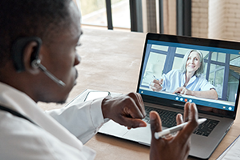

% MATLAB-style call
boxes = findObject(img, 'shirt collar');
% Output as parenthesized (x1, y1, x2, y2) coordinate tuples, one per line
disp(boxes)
(0, 82, 38, 116)
(182, 72, 197, 87)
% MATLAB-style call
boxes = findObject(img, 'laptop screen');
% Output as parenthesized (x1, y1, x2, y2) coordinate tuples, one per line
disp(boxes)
(137, 33, 240, 118)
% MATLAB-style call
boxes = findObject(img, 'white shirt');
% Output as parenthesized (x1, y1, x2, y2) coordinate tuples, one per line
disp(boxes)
(161, 69, 216, 93)
(0, 82, 105, 160)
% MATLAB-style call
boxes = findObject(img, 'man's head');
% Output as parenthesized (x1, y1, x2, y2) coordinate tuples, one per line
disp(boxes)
(0, 0, 82, 103)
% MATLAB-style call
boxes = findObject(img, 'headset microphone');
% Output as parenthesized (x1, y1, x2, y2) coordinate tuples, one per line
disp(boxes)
(32, 59, 66, 87)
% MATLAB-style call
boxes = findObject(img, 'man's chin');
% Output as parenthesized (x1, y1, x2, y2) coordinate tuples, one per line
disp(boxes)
(40, 99, 67, 105)
(56, 94, 70, 104)
(39, 81, 75, 105)
(40, 94, 69, 104)
(55, 100, 67, 105)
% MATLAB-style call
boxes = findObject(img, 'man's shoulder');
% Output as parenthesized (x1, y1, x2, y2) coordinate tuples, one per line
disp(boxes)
(0, 112, 81, 160)
(0, 111, 43, 137)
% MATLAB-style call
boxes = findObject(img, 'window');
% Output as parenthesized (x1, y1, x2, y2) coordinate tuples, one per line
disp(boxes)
(78, 0, 130, 29)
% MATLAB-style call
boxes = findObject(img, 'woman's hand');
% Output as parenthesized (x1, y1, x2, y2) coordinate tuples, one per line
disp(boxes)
(173, 87, 193, 95)
(174, 87, 218, 100)
(150, 79, 163, 92)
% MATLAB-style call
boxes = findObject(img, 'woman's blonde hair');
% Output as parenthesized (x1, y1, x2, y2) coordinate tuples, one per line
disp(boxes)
(180, 50, 205, 77)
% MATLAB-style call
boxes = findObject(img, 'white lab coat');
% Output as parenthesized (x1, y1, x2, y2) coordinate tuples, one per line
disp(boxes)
(0, 82, 106, 160)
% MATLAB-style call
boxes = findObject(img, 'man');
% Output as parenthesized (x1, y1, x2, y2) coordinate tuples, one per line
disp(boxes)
(0, 0, 198, 159)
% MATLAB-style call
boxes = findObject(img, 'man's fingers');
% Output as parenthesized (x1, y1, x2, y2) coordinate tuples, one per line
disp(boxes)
(121, 94, 144, 119)
(121, 117, 147, 129)
(176, 114, 184, 125)
(125, 97, 147, 120)
(190, 103, 198, 122)
(184, 102, 190, 122)
(136, 93, 146, 116)
(127, 93, 146, 117)
(150, 111, 162, 139)
(176, 103, 198, 143)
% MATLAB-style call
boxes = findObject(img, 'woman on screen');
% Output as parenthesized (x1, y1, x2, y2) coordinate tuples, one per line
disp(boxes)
(150, 50, 218, 100)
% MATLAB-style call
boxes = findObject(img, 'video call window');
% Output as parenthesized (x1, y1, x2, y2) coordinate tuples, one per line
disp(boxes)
(141, 43, 240, 103)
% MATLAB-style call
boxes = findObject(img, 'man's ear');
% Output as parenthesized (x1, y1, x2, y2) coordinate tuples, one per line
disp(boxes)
(23, 41, 41, 75)
(11, 37, 42, 73)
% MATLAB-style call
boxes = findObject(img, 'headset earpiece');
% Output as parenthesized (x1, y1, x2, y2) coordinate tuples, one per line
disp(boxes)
(31, 59, 41, 69)
(11, 37, 65, 87)
(11, 37, 42, 72)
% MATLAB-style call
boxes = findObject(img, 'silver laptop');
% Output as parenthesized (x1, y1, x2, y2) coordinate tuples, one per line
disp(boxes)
(98, 33, 240, 159)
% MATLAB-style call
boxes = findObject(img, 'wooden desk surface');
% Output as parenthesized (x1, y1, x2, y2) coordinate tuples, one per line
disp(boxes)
(39, 27, 240, 160)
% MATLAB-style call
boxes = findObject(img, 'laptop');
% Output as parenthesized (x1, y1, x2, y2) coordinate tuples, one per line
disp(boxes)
(98, 33, 240, 159)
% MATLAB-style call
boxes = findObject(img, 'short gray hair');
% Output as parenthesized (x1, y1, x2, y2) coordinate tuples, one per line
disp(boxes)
(180, 50, 205, 77)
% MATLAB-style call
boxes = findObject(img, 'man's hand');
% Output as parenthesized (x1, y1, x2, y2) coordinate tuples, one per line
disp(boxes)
(102, 92, 147, 129)
(150, 102, 198, 160)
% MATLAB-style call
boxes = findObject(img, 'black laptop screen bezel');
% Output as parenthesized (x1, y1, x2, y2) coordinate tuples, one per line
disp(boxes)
(137, 33, 240, 119)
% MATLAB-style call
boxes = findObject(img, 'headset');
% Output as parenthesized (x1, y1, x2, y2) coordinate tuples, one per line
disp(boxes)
(11, 37, 65, 87)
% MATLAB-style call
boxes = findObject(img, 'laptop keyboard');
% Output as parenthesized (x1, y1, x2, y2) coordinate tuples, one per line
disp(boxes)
(144, 105, 219, 137)
(193, 118, 219, 136)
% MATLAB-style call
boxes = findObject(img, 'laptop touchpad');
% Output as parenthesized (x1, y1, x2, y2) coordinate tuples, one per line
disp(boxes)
(122, 124, 151, 145)
(99, 120, 129, 137)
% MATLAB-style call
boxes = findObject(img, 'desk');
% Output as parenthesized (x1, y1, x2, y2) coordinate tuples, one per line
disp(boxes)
(39, 27, 240, 160)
